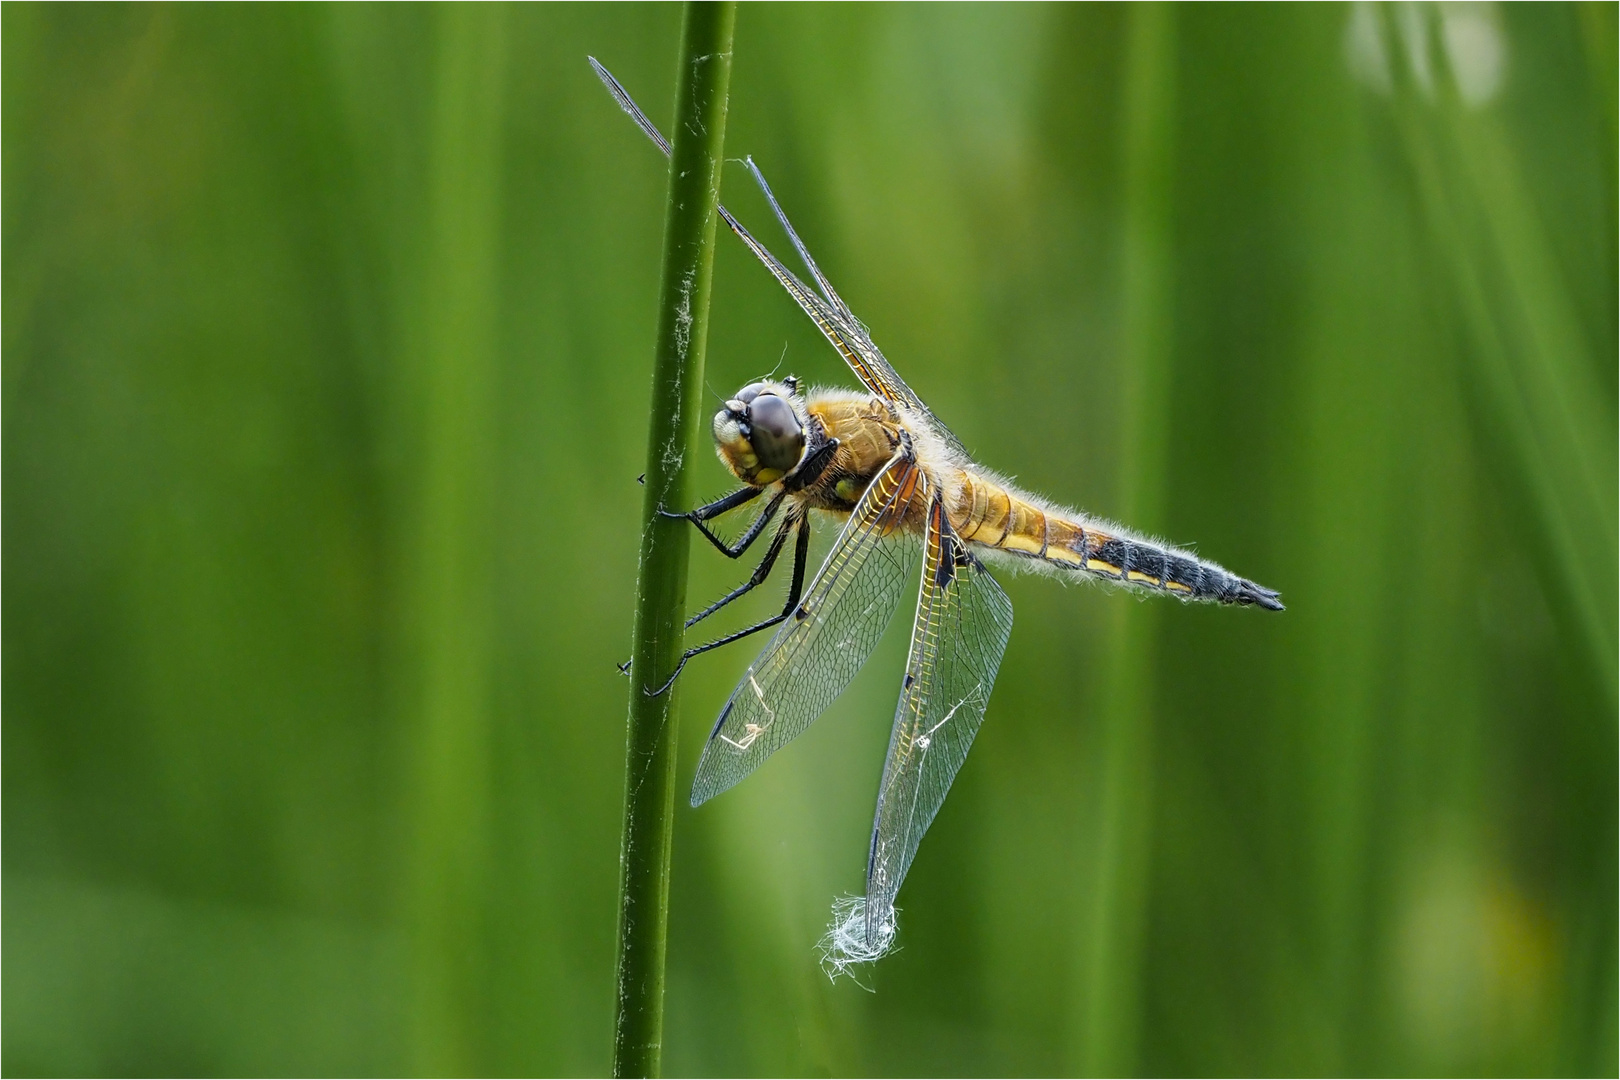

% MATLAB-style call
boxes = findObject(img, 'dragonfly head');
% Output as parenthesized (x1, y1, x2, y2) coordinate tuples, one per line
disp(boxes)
(713, 378, 807, 486)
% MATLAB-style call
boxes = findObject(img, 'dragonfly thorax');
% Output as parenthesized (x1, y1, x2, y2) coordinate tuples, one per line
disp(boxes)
(712, 379, 806, 486)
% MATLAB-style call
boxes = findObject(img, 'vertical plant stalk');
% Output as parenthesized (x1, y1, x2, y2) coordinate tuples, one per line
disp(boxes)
(613, 5, 736, 1078)
(1077, 4, 1175, 1074)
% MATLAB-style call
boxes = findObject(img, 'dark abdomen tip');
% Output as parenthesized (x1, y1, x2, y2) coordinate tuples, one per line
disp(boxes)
(1231, 577, 1285, 610)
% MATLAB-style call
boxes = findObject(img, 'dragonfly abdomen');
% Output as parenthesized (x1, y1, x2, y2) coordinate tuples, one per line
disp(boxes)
(951, 470, 1283, 610)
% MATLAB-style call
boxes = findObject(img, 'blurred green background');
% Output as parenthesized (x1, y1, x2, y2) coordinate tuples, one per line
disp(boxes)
(4, 3, 1615, 1076)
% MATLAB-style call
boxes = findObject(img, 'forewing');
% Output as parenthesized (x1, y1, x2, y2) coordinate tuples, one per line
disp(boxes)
(865, 498, 1014, 932)
(720, 208, 910, 405)
(731, 160, 964, 440)
(728, 161, 968, 456)
(589, 58, 967, 454)
(690, 455, 926, 807)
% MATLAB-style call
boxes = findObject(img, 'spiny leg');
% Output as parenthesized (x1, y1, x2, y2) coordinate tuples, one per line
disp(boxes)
(619, 489, 785, 678)
(647, 513, 812, 697)
(686, 513, 796, 629)
(662, 486, 782, 559)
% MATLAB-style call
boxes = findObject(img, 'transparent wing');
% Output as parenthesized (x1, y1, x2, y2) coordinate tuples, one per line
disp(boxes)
(864, 497, 1014, 937)
(690, 453, 927, 806)
(589, 57, 967, 456)
(731, 157, 967, 455)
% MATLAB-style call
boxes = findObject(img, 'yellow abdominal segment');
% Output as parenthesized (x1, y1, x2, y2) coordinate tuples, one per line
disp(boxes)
(951, 470, 1113, 575)
(945, 467, 1242, 603)
(792, 399, 1242, 605)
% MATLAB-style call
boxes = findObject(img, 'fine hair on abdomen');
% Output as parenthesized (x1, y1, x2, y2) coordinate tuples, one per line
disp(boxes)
(949, 469, 1282, 609)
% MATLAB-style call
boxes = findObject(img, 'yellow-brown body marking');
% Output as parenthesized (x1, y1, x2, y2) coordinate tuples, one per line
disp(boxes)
(799, 393, 906, 513)
(779, 389, 1255, 603)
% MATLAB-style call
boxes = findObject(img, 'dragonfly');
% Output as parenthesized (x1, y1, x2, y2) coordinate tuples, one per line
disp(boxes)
(593, 59, 1283, 976)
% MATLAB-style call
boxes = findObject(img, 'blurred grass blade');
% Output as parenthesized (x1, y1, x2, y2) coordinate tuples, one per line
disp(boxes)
(1075, 4, 1175, 1074)
(612, 5, 736, 1077)
(405, 6, 507, 1074)
(1378, 4, 1618, 706)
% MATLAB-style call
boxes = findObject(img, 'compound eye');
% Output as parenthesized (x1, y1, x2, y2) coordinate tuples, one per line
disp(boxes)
(746, 393, 805, 474)
(735, 382, 767, 404)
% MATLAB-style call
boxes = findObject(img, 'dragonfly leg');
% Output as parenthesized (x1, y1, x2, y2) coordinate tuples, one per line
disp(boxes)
(664, 487, 783, 559)
(686, 514, 796, 629)
(661, 484, 760, 522)
(620, 488, 777, 676)
(646, 515, 812, 697)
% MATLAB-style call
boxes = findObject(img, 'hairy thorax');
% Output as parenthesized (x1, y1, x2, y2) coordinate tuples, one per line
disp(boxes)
(805, 390, 1106, 569)
(801, 392, 907, 515)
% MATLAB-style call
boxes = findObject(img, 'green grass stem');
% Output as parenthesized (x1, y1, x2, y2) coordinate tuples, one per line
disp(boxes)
(611, 5, 736, 1077)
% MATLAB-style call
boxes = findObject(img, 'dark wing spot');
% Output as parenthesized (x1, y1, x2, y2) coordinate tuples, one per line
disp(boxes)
(709, 699, 735, 739)
(935, 538, 964, 589)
